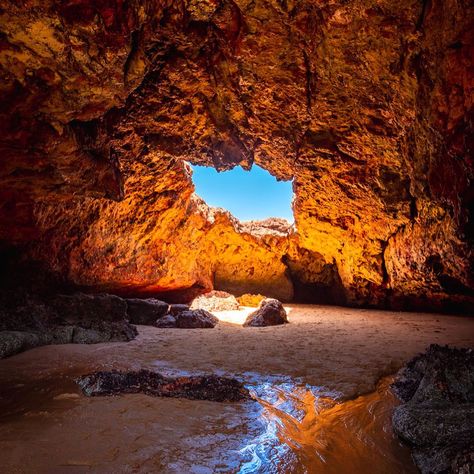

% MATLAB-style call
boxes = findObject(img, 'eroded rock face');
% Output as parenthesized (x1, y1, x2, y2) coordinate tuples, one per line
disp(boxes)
(392, 345, 474, 474)
(0, 0, 472, 312)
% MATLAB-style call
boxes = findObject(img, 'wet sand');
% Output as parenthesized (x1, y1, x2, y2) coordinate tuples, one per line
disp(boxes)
(0, 304, 472, 473)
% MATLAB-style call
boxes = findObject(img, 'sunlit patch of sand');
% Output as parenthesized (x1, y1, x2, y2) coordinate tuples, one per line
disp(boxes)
(212, 306, 293, 325)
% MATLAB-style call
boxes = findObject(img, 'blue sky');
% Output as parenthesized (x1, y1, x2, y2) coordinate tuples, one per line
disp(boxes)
(190, 164, 294, 222)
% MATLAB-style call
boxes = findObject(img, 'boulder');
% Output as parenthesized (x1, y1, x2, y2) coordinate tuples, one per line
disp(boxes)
(391, 345, 474, 474)
(126, 298, 169, 325)
(52, 293, 128, 323)
(190, 290, 239, 312)
(0, 292, 137, 358)
(77, 369, 250, 402)
(155, 314, 177, 328)
(168, 304, 190, 316)
(175, 309, 219, 328)
(243, 298, 288, 327)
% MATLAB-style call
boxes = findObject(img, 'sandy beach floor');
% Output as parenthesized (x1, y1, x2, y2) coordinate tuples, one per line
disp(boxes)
(0, 304, 472, 473)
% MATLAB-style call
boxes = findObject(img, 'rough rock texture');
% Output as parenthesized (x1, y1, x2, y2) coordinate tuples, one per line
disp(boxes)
(392, 345, 474, 474)
(237, 293, 266, 307)
(190, 290, 239, 311)
(125, 298, 169, 325)
(155, 314, 178, 328)
(243, 298, 288, 327)
(175, 309, 219, 328)
(77, 370, 250, 402)
(0, 1, 473, 312)
(168, 304, 190, 316)
(0, 293, 137, 358)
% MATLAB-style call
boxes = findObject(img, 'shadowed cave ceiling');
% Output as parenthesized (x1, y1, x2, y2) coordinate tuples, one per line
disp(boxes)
(0, 0, 472, 311)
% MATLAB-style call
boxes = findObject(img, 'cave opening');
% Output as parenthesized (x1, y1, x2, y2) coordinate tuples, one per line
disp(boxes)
(190, 163, 294, 223)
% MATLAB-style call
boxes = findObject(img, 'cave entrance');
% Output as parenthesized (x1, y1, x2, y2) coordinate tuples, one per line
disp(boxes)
(190, 164, 294, 222)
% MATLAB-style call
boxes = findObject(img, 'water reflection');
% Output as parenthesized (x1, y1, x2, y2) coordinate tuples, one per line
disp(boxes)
(0, 367, 416, 473)
(238, 377, 416, 474)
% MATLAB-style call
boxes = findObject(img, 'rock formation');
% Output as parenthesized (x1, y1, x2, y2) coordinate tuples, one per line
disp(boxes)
(190, 290, 240, 311)
(0, 292, 137, 358)
(77, 370, 251, 402)
(243, 298, 289, 327)
(392, 345, 474, 474)
(0, 0, 472, 312)
(125, 297, 169, 325)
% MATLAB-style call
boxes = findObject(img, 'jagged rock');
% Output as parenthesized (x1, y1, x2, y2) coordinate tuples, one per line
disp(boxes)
(243, 298, 288, 327)
(175, 309, 219, 329)
(126, 298, 169, 325)
(0, 0, 473, 312)
(392, 345, 474, 474)
(451, 447, 474, 474)
(190, 291, 239, 312)
(77, 370, 250, 402)
(155, 314, 177, 328)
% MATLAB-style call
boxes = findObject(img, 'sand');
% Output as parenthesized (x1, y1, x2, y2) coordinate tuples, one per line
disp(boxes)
(0, 304, 472, 473)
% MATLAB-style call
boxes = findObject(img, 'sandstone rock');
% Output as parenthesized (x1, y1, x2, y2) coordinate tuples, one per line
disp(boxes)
(155, 315, 177, 328)
(0, 0, 473, 313)
(175, 309, 219, 329)
(77, 370, 250, 402)
(190, 291, 239, 312)
(237, 294, 266, 307)
(392, 345, 474, 474)
(243, 299, 288, 327)
(126, 298, 169, 325)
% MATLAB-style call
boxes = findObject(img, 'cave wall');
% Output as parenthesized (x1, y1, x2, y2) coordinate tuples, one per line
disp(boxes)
(0, 0, 472, 311)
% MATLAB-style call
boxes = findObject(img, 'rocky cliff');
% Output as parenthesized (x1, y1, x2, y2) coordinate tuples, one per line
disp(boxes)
(0, 0, 472, 311)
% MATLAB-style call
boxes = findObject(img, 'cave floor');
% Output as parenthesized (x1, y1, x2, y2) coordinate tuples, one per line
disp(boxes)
(0, 305, 472, 473)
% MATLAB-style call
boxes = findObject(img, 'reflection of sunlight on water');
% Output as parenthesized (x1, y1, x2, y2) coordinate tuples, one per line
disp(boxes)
(236, 377, 416, 474)
(238, 380, 340, 473)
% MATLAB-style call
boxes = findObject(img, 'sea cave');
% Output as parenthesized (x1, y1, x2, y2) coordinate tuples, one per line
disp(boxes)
(0, 1, 473, 473)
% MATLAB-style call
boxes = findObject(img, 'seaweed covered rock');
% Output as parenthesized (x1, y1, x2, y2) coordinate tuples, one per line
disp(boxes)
(391, 345, 474, 474)
(243, 298, 288, 327)
(77, 369, 250, 402)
